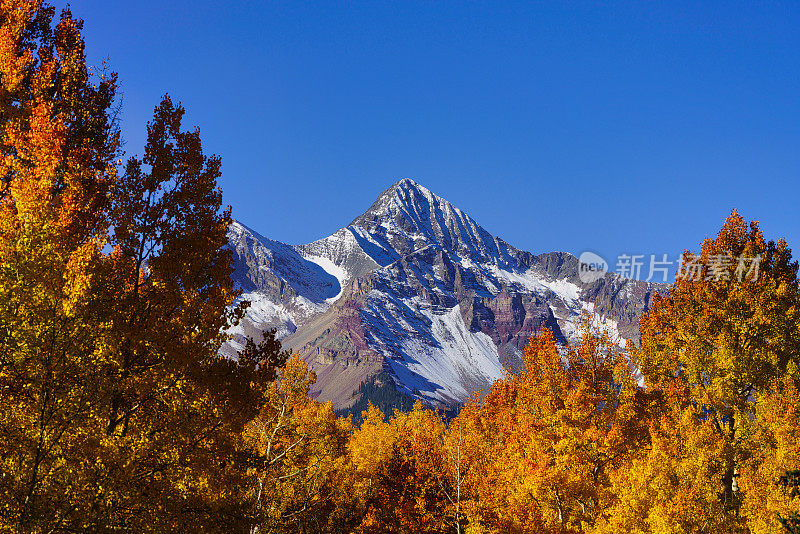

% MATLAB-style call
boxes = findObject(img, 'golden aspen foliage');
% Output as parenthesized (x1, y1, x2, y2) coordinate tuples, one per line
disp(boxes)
(0, 1, 120, 529)
(0, 2, 275, 530)
(461, 323, 652, 534)
(243, 355, 353, 533)
(740, 378, 800, 533)
(349, 403, 398, 481)
(635, 210, 800, 521)
(592, 383, 746, 534)
(351, 401, 456, 534)
(348, 402, 398, 521)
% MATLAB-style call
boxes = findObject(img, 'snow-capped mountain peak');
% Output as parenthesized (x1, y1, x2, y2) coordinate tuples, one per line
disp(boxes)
(350, 178, 508, 267)
(224, 179, 667, 412)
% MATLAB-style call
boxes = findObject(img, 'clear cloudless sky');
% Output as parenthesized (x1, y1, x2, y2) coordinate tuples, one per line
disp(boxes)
(54, 0, 799, 276)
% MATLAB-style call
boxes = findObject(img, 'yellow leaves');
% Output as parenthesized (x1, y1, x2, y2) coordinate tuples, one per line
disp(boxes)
(344, 399, 480, 533)
(350, 404, 396, 476)
(453, 326, 651, 533)
(596, 212, 800, 533)
(600, 409, 712, 532)
(739, 379, 800, 533)
(61, 239, 100, 316)
(638, 210, 799, 403)
(0, 0, 40, 92)
(241, 354, 357, 532)
(0, 3, 255, 529)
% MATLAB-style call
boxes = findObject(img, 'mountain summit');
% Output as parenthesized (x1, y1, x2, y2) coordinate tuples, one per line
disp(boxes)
(225, 180, 664, 412)
(349, 178, 504, 265)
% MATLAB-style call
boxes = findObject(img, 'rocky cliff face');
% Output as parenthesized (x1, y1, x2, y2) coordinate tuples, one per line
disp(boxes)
(224, 179, 667, 411)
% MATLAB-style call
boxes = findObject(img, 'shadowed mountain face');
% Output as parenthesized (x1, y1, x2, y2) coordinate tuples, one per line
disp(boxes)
(224, 179, 667, 411)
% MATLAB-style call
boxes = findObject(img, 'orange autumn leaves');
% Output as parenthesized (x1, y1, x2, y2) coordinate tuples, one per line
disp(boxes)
(0, 2, 122, 528)
(632, 211, 800, 533)
(456, 327, 643, 532)
(0, 2, 264, 530)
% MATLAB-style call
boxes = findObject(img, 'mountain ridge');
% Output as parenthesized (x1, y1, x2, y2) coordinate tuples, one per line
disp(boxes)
(224, 178, 666, 411)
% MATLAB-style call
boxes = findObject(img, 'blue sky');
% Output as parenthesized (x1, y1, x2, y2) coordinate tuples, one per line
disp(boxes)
(57, 1, 798, 276)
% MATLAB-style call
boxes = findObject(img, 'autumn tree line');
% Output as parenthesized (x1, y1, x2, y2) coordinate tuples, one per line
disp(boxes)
(2, 2, 800, 532)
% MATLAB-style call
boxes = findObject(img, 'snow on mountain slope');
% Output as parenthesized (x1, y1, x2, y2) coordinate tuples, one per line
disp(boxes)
(225, 179, 667, 410)
(488, 265, 583, 309)
(225, 221, 348, 348)
(360, 290, 505, 404)
(301, 254, 349, 304)
(228, 221, 340, 303)
(225, 291, 296, 354)
(298, 227, 381, 281)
